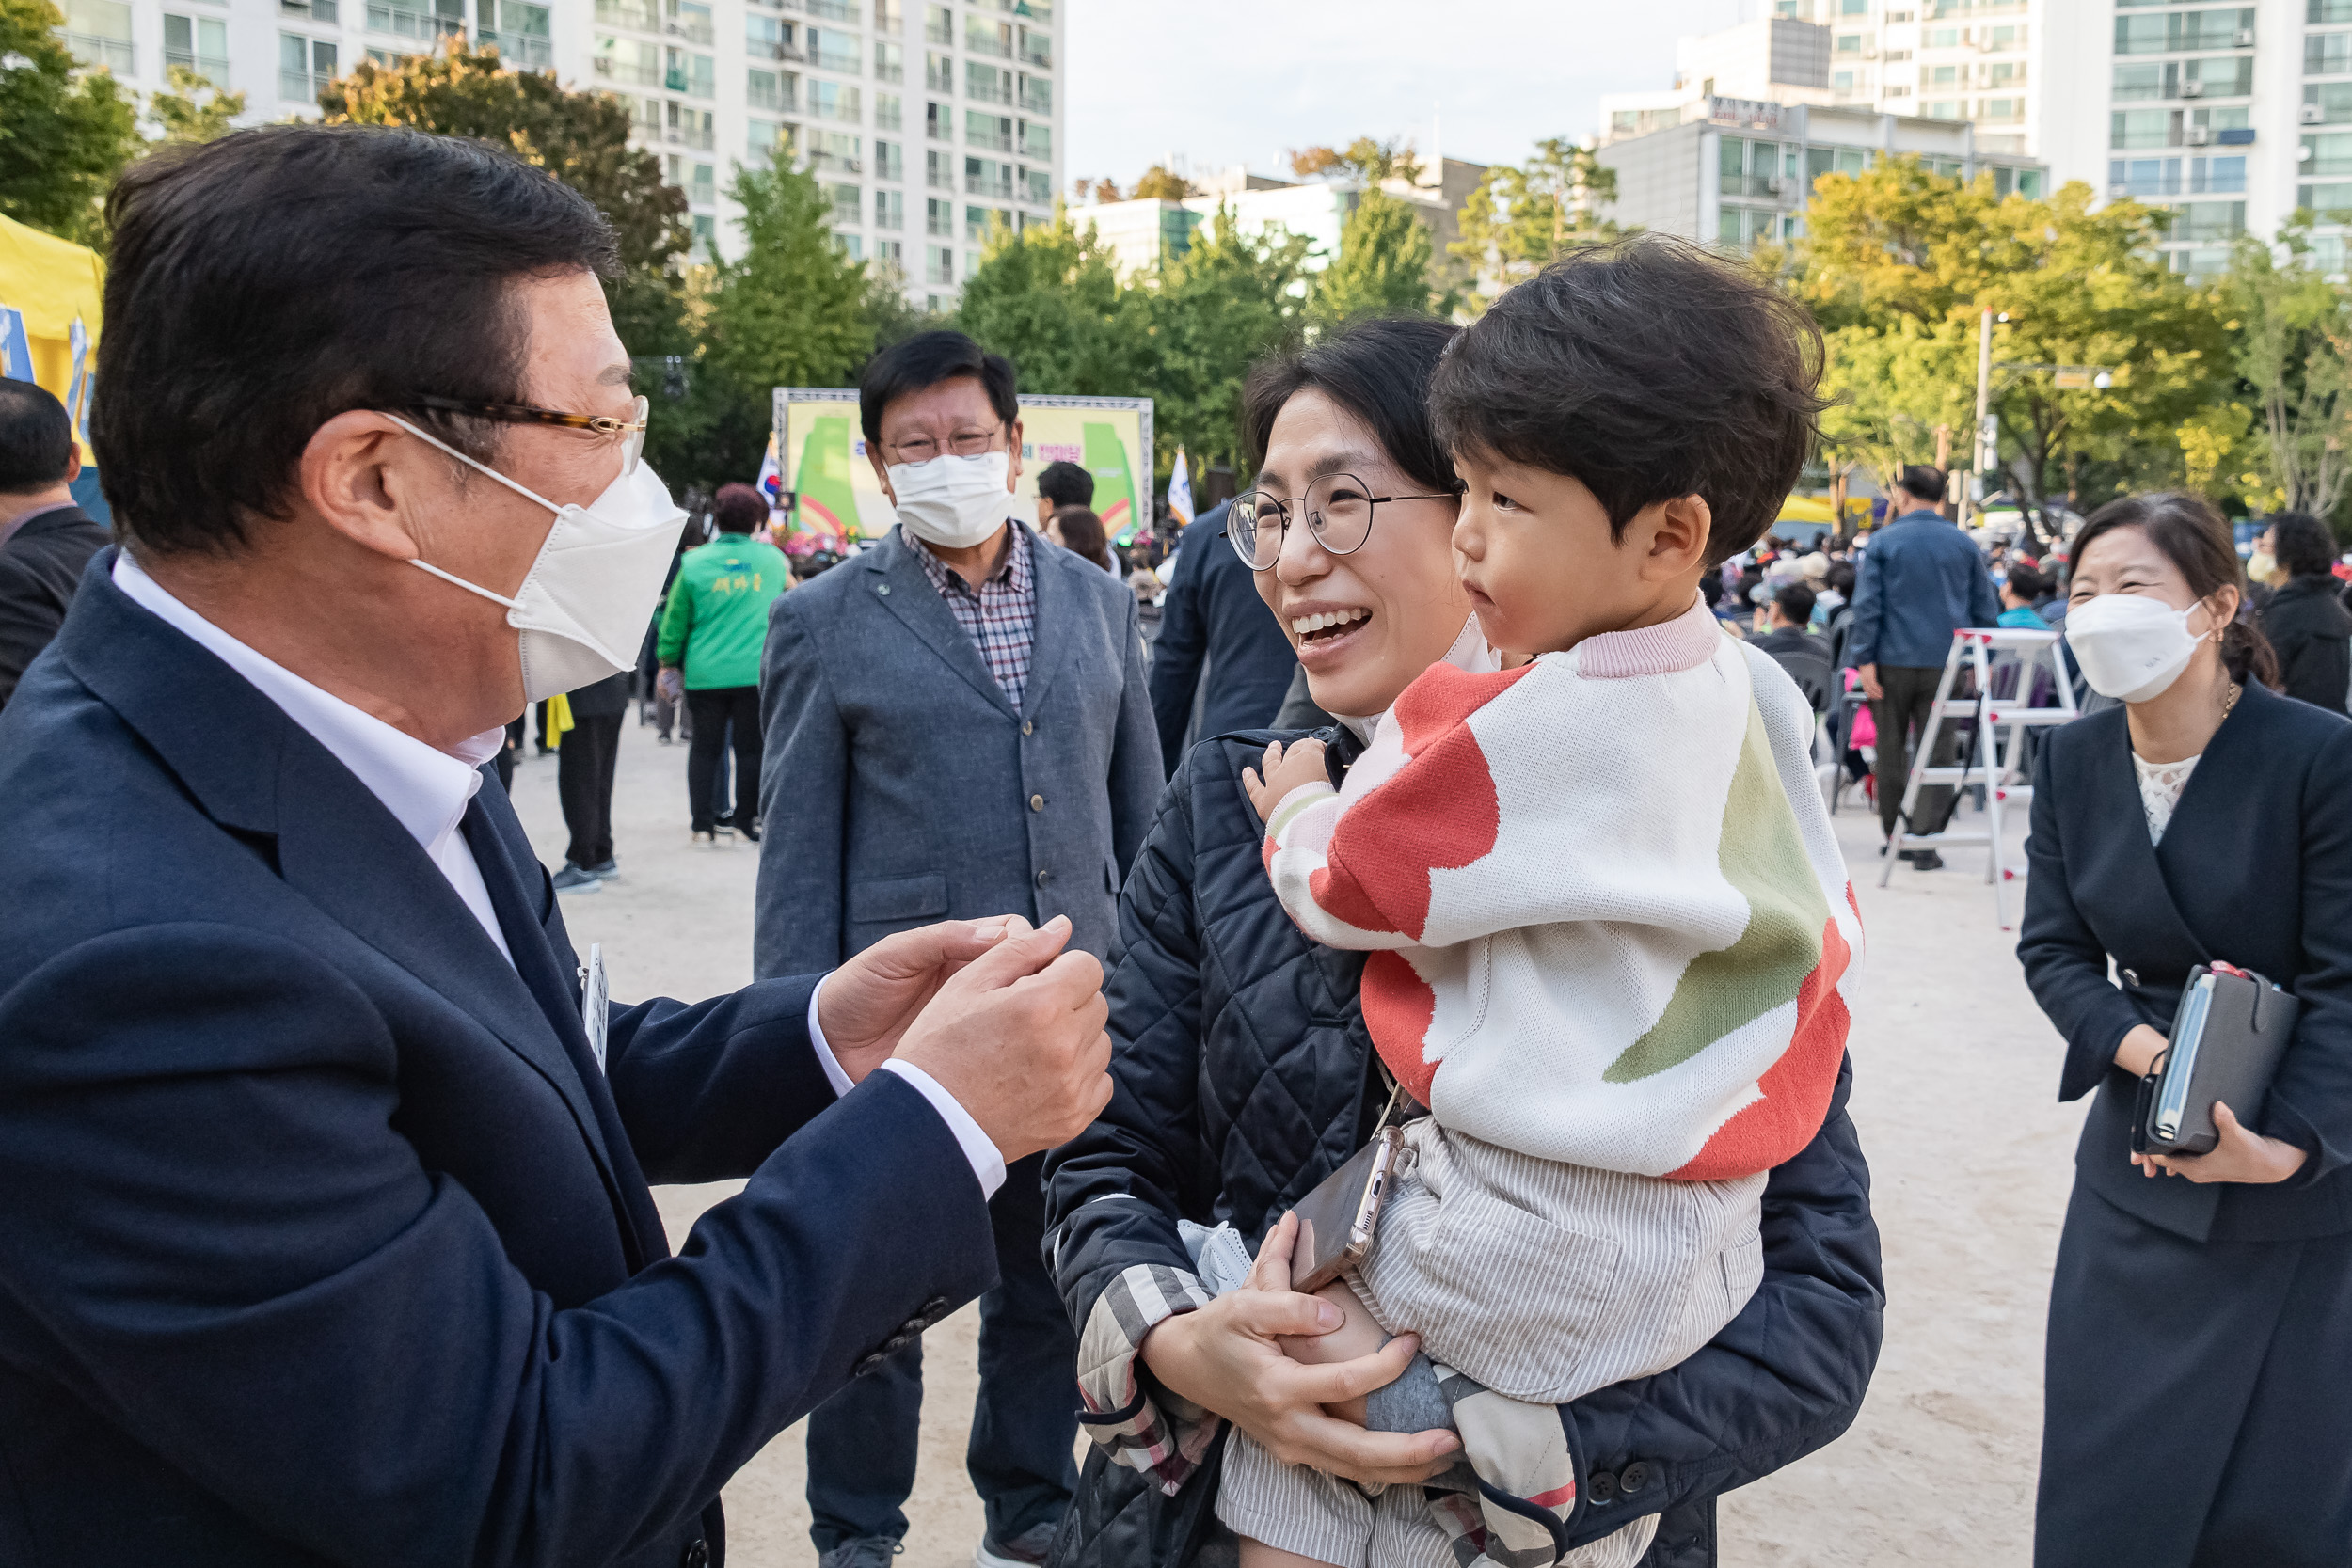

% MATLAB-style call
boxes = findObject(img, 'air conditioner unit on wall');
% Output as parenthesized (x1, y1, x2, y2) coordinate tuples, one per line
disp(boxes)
(2186, 125, 2213, 145)
(2233, 27, 2254, 44)
(2181, 79, 2205, 97)
(2304, 103, 2328, 123)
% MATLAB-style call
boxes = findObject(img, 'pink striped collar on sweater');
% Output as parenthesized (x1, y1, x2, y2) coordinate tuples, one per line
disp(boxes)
(1565, 592, 1720, 679)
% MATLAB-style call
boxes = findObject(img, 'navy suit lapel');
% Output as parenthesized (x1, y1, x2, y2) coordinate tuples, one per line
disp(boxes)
(59, 559, 628, 1202)
(1020, 536, 1078, 720)
(865, 529, 1020, 719)
(2072, 709, 2209, 972)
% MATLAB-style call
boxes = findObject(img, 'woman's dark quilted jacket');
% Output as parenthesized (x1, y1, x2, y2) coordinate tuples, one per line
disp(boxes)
(1041, 729, 1886, 1568)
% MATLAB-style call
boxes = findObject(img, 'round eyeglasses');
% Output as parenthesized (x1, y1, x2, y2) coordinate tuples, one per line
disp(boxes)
(1226, 473, 1457, 571)
(408, 393, 651, 476)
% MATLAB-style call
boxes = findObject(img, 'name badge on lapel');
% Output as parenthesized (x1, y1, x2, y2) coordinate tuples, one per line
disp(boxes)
(580, 943, 610, 1073)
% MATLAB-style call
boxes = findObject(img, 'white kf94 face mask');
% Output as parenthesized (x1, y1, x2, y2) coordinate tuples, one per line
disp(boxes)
(391, 415, 689, 704)
(887, 449, 1014, 549)
(2063, 591, 2210, 704)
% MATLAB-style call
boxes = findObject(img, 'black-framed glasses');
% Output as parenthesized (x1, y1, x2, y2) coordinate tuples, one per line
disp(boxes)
(409, 393, 650, 475)
(883, 424, 1007, 464)
(1227, 473, 1457, 570)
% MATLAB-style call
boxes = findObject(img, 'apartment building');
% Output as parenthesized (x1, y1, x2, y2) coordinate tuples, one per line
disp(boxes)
(53, 0, 1062, 300)
(1597, 95, 2046, 250)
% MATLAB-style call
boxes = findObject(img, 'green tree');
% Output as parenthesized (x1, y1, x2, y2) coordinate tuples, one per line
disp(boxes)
(1288, 135, 1424, 185)
(1449, 136, 1618, 309)
(1132, 205, 1311, 473)
(317, 40, 691, 358)
(1130, 164, 1195, 200)
(2224, 222, 2352, 517)
(1816, 317, 1977, 495)
(956, 211, 1137, 393)
(0, 0, 142, 245)
(702, 161, 872, 399)
(1311, 186, 1446, 323)
(147, 63, 244, 144)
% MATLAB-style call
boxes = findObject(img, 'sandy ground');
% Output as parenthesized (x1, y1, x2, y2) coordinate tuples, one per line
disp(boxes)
(510, 713, 2087, 1568)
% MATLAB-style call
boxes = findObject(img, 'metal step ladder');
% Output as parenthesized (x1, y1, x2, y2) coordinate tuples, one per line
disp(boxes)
(1878, 626, 2080, 928)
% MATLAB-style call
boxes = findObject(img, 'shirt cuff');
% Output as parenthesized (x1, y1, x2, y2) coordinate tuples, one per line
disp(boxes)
(880, 1059, 1008, 1200)
(807, 974, 1007, 1200)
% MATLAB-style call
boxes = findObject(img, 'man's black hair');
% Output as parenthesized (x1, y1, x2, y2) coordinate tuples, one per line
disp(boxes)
(1428, 235, 1825, 567)
(1773, 580, 1818, 627)
(2269, 511, 2339, 578)
(96, 125, 619, 558)
(1826, 559, 1858, 595)
(1037, 459, 1093, 510)
(1896, 465, 1947, 505)
(711, 482, 768, 534)
(859, 329, 1019, 446)
(2003, 561, 2047, 601)
(0, 381, 74, 495)
(1242, 317, 1462, 499)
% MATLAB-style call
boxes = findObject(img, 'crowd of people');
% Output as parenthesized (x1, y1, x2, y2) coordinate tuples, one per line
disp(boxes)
(2, 120, 2351, 1568)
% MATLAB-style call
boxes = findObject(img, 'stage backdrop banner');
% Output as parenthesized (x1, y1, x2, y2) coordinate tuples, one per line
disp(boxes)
(773, 388, 1154, 548)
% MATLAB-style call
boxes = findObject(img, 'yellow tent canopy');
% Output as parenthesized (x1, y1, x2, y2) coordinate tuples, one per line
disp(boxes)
(0, 212, 104, 410)
(1775, 495, 1837, 524)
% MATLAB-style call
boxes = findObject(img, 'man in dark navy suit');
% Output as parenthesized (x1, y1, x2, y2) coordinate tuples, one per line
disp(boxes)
(0, 125, 1112, 1568)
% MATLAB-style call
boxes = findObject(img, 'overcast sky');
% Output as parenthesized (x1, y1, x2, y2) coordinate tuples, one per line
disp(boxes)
(1063, 0, 1752, 190)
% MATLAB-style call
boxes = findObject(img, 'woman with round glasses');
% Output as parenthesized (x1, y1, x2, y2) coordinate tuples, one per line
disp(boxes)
(1041, 317, 1883, 1567)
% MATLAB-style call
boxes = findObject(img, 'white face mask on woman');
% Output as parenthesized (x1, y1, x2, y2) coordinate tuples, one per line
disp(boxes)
(391, 415, 689, 704)
(888, 450, 1014, 549)
(2064, 592, 2209, 704)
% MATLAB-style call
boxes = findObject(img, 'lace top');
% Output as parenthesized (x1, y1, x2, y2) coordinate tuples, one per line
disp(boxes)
(2133, 752, 2200, 845)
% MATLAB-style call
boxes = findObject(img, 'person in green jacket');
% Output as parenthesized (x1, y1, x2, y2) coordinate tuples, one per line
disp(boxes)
(657, 483, 790, 844)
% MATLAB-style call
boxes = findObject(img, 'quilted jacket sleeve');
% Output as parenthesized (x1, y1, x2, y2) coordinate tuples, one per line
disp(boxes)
(1043, 746, 1224, 1495)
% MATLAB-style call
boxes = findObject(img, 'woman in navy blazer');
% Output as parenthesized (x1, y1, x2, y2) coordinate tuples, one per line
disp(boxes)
(2018, 494, 2352, 1568)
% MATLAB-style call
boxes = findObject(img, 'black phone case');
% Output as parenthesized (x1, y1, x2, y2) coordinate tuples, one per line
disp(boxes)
(2135, 965, 2299, 1158)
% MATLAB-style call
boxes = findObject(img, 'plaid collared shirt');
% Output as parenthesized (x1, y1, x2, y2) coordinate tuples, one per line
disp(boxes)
(903, 521, 1038, 710)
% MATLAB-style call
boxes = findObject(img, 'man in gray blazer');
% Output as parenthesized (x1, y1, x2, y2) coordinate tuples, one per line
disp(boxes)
(755, 330, 1161, 1568)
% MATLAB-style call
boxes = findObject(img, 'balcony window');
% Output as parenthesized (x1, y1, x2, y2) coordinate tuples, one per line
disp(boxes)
(747, 67, 798, 111)
(877, 189, 905, 229)
(927, 244, 953, 284)
(1987, 23, 2021, 48)
(748, 118, 797, 166)
(692, 214, 716, 248)
(809, 25, 859, 72)
(2312, 32, 2352, 74)
(876, 138, 904, 180)
(923, 2, 949, 42)
(927, 99, 951, 139)
(2314, 0, 2352, 21)
(596, 0, 656, 29)
(682, 159, 716, 207)
(964, 155, 1012, 198)
(628, 93, 660, 135)
(1018, 73, 1050, 113)
(666, 102, 716, 150)
(1979, 95, 2024, 122)
(748, 15, 801, 59)
(927, 150, 952, 188)
(164, 12, 230, 82)
(1928, 64, 1956, 84)
(1831, 70, 1855, 90)
(813, 129, 862, 174)
(2165, 199, 2244, 242)
(875, 0, 903, 27)
(964, 110, 1011, 150)
(597, 35, 663, 87)
(927, 196, 951, 234)
(927, 50, 952, 90)
(876, 40, 903, 82)
(827, 182, 862, 225)
(2112, 107, 2175, 148)
(664, 0, 711, 44)
(2116, 8, 2251, 55)
(876, 91, 902, 130)
(1021, 166, 1050, 205)
(809, 79, 861, 122)
(1019, 119, 1049, 159)
(280, 0, 340, 23)
(966, 61, 1011, 103)
(1018, 25, 1048, 67)
(964, 203, 1000, 241)
(1925, 25, 1957, 44)
(278, 32, 334, 101)
(1718, 135, 1785, 198)
(808, 0, 855, 18)
(370, 0, 466, 41)
(1836, 31, 1862, 52)
(2306, 129, 2352, 175)
(876, 238, 904, 268)
(665, 47, 714, 98)
(834, 232, 864, 259)
(475, 0, 552, 68)
(1804, 145, 1870, 182)
(2299, 180, 2352, 213)
(2308, 81, 2352, 121)
(1986, 60, 2022, 87)
(965, 16, 1010, 55)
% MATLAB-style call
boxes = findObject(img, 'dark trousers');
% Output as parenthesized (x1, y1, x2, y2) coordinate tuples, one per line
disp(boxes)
(684, 685, 760, 832)
(805, 1152, 1079, 1552)
(1869, 664, 1963, 839)
(555, 712, 622, 868)
(2037, 1185, 2352, 1567)
(494, 717, 523, 792)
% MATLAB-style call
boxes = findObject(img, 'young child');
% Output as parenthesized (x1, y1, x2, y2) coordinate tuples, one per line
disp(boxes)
(1219, 236, 1863, 1568)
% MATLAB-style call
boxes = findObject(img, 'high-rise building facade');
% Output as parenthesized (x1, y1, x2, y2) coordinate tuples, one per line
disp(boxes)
(1765, 0, 2043, 156)
(54, 0, 1062, 301)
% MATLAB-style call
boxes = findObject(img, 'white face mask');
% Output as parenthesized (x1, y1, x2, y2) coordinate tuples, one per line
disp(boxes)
(390, 416, 689, 704)
(2064, 592, 2208, 704)
(888, 450, 1013, 549)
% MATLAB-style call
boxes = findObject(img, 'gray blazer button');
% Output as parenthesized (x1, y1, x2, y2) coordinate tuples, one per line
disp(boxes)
(1022, 720, 1034, 736)
(1036, 868, 1052, 887)
(876, 584, 891, 596)
(2122, 968, 2139, 988)
(1029, 793, 1044, 812)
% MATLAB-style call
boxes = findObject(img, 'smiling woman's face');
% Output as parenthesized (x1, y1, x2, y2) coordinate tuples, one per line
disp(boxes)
(1250, 388, 1468, 720)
